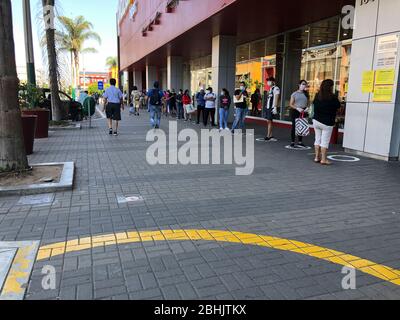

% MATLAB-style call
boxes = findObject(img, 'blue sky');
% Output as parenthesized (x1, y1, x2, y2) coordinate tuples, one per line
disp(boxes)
(12, 0, 119, 73)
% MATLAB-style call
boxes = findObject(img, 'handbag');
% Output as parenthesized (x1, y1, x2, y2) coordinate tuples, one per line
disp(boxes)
(295, 113, 310, 137)
(185, 104, 197, 114)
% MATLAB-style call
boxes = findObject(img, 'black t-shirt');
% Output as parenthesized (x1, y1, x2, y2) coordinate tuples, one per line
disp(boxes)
(313, 96, 341, 127)
(234, 90, 249, 109)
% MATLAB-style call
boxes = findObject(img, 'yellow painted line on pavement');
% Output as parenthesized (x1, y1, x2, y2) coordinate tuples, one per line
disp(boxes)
(36, 229, 400, 286)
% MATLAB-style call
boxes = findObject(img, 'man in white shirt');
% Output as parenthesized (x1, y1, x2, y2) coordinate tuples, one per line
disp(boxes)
(103, 78, 124, 136)
(264, 77, 280, 142)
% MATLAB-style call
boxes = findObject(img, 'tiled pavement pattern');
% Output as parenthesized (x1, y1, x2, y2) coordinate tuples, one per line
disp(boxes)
(1, 110, 400, 300)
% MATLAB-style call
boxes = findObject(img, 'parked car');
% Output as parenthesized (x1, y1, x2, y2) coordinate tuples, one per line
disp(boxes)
(38, 89, 83, 121)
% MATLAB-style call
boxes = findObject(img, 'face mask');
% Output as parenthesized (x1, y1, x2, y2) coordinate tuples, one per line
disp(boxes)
(267, 81, 272, 86)
(206, 90, 211, 94)
(240, 86, 245, 91)
(221, 92, 225, 96)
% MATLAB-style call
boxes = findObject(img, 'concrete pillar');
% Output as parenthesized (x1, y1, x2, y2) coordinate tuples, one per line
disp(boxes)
(128, 71, 134, 99)
(133, 70, 142, 91)
(344, 0, 400, 161)
(146, 65, 158, 91)
(212, 35, 237, 124)
(182, 63, 191, 92)
(167, 56, 183, 91)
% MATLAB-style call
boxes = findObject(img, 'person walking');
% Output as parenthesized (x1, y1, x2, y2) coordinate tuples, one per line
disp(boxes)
(195, 88, 206, 125)
(219, 88, 231, 131)
(131, 86, 141, 116)
(182, 90, 193, 122)
(176, 89, 184, 120)
(313, 79, 341, 165)
(264, 77, 280, 141)
(169, 89, 177, 117)
(147, 81, 164, 129)
(103, 78, 124, 136)
(231, 81, 249, 133)
(204, 87, 217, 127)
(289, 80, 310, 147)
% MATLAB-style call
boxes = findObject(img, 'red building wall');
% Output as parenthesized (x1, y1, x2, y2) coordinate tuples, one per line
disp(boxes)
(119, 0, 236, 70)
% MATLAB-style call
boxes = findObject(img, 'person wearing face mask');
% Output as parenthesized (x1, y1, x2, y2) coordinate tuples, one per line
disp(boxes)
(289, 80, 310, 147)
(219, 88, 231, 131)
(196, 88, 206, 125)
(264, 77, 280, 142)
(204, 87, 217, 127)
(176, 89, 184, 120)
(231, 81, 249, 133)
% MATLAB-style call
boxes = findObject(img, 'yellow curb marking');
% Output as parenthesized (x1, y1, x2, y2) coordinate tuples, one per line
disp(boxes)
(0, 242, 39, 300)
(37, 229, 400, 286)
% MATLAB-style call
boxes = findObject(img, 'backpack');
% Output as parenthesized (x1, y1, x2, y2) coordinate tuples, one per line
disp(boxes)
(149, 90, 161, 106)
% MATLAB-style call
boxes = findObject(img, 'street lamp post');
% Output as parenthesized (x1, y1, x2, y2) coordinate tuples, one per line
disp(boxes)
(22, 0, 36, 86)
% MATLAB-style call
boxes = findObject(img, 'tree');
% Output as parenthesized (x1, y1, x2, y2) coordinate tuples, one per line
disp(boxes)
(0, 0, 29, 171)
(42, 0, 63, 121)
(57, 16, 101, 90)
(105, 56, 117, 70)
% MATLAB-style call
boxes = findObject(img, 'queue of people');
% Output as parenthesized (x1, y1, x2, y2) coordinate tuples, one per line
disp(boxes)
(105, 77, 340, 165)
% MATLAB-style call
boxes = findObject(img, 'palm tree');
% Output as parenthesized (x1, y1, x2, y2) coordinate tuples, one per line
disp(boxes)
(0, 0, 29, 171)
(57, 16, 101, 90)
(106, 56, 117, 70)
(42, 0, 63, 121)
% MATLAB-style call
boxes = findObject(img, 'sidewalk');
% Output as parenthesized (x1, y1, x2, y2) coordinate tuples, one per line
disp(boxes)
(1, 109, 400, 300)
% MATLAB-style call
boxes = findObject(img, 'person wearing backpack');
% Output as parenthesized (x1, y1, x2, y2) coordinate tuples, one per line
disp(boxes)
(147, 81, 164, 129)
(131, 86, 141, 116)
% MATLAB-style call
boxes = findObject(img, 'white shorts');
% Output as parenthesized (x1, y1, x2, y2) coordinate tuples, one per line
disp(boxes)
(313, 119, 334, 149)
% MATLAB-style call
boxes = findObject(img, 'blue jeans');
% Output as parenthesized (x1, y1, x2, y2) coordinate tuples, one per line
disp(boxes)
(219, 108, 229, 129)
(232, 108, 247, 131)
(149, 104, 161, 127)
(177, 103, 184, 119)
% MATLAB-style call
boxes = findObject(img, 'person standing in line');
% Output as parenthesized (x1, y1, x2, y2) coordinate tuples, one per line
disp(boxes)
(204, 87, 217, 127)
(264, 77, 280, 141)
(313, 79, 341, 165)
(289, 80, 310, 147)
(131, 86, 141, 116)
(182, 90, 193, 122)
(231, 81, 249, 133)
(103, 78, 124, 136)
(219, 88, 231, 131)
(169, 89, 177, 117)
(176, 89, 184, 120)
(196, 88, 206, 125)
(147, 81, 164, 129)
(251, 88, 261, 117)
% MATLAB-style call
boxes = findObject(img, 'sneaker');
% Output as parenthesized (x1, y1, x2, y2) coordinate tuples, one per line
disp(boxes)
(155, 125, 160, 129)
(290, 142, 296, 147)
(113, 132, 118, 136)
(225, 127, 230, 131)
(109, 129, 113, 135)
(298, 142, 306, 147)
(265, 137, 278, 142)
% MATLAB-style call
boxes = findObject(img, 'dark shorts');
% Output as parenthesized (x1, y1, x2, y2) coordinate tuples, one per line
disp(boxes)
(265, 108, 274, 121)
(106, 103, 121, 121)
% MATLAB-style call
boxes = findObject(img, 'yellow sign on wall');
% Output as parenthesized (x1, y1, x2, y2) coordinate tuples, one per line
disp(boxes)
(375, 69, 396, 85)
(373, 85, 394, 102)
(361, 71, 375, 93)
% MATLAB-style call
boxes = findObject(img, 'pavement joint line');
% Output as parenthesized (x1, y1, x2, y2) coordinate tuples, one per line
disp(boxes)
(35, 229, 400, 287)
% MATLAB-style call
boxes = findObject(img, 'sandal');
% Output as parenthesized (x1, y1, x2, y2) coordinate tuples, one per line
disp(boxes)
(314, 158, 321, 163)
(320, 161, 332, 166)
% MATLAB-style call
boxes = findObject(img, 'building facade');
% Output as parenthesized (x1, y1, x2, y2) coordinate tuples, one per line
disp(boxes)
(79, 72, 109, 90)
(118, 0, 400, 161)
